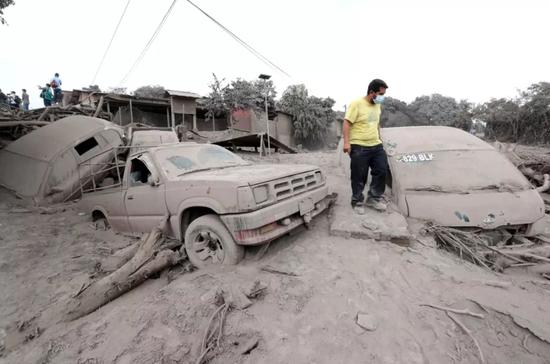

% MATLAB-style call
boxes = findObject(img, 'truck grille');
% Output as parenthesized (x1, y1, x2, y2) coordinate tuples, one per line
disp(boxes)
(273, 171, 321, 201)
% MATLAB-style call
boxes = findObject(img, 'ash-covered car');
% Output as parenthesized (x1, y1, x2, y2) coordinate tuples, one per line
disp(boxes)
(80, 143, 333, 267)
(381, 126, 547, 235)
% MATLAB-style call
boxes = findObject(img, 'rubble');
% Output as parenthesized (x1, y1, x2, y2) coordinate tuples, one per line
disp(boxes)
(427, 224, 550, 279)
(0, 104, 111, 123)
(0, 105, 112, 149)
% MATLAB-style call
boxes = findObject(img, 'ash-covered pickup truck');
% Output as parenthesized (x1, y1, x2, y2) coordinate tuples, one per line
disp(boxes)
(80, 143, 333, 267)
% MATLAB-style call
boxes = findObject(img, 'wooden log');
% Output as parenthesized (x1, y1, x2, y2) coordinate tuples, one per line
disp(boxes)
(93, 96, 104, 118)
(65, 219, 181, 320)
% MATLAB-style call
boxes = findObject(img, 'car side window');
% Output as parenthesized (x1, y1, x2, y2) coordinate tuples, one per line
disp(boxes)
(129, 158, 152, 187)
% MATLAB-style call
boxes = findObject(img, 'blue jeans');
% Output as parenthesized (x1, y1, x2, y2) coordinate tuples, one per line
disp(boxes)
(350, 144, 387, 206)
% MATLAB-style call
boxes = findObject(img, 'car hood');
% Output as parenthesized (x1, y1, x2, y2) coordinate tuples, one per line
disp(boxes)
(175, 164, 318, 185)
(405, 189, 545, 228)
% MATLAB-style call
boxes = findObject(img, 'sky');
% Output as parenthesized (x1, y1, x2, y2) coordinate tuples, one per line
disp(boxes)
(0, 0, 549, 110)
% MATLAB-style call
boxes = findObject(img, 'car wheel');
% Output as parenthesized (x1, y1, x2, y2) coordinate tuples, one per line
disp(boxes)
(184, 214, 244, 268)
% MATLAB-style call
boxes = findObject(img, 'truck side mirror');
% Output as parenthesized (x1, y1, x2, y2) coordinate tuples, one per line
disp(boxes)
(148, 175, 160, 187)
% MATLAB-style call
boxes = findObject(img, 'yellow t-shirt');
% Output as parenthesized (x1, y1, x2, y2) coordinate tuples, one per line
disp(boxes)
(345, 97, 382, 147)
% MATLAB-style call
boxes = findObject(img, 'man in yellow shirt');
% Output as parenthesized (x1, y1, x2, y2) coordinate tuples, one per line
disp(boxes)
(343, 79, 388, 213)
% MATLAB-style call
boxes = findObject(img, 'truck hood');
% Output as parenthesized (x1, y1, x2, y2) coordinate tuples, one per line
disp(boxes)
(175, 164, 318, 185)
(405, 189, 545, 228)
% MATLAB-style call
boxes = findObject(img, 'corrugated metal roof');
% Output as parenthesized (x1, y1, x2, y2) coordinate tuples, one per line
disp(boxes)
(166, 90, 201, 98)
(2, 115, 120, 162)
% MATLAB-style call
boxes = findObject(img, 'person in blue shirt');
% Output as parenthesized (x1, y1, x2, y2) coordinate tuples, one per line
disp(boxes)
(50, 73, 62, 104)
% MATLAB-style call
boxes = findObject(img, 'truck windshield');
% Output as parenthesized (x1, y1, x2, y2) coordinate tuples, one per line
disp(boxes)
(155, 144, 249, 179)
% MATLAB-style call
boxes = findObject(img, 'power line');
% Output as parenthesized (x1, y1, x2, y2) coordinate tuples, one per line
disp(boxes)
(91, 0, 132, 85)
(120, 0, 178, 85)
(185, 0, 291, 78)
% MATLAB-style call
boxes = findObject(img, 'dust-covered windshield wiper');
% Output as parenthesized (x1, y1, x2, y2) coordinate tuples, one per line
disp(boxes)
(177, 167, 214, 177)
(176, 163, 249, 177)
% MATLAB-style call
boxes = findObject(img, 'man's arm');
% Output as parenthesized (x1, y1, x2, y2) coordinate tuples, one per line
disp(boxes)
(343, 119, 351, 154)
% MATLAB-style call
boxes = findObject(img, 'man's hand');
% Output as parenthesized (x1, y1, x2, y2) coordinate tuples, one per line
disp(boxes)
(343, 143, 351, 154)
(343, 119, 351, 154)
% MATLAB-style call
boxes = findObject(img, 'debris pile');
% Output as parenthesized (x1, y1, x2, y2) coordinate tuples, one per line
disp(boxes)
(494, 142, 550, 193)
(0, 104, 111, 147)
(427, 225, 550, 280)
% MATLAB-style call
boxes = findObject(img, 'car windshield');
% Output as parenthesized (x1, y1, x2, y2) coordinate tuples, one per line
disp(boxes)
(154, 144, 249, 179)
(393, 150, 532, 193)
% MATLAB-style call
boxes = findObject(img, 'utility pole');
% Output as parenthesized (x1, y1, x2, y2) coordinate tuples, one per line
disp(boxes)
(258, 74, 271, 156)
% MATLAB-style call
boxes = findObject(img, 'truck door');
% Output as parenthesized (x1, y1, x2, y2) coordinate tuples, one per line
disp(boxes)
(125, 154, 167, 233)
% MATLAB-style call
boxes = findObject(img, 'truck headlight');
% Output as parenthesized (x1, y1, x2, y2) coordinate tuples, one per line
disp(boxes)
(237, 187, 256, 210)
(253, 185, 269, 203)
(314, 171, 324, 184)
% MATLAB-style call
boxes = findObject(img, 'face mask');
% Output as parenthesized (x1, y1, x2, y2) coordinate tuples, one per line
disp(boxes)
(374, 95, 385, 104)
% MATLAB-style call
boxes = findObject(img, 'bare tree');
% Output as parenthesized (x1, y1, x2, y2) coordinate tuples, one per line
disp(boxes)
(0, 0, 15, 25)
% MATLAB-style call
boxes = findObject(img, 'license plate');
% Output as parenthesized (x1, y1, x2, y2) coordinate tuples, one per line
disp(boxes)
(299, 198, 314, 216)
(397, 153, 434, 163)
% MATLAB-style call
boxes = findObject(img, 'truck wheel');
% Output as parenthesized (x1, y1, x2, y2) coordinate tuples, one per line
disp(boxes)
(184, 214, 244, 268)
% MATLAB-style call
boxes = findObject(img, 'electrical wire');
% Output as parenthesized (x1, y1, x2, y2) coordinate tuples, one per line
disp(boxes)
(91, 0, 132, 85)
(119, 0, 178, 85)
(185, 0, 291, 78)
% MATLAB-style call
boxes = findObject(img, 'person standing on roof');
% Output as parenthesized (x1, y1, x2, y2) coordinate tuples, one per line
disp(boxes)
(50, 73, 62, 104)
(40, 84, 53, 107)
(343, 79, 389, 214)
(21, 89, 30, 111)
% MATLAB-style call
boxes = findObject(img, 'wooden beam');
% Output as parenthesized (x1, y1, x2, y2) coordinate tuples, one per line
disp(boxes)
(93, 96, 104, 118)
(170, 96, 175, 129)
(129, 99, 134, 124)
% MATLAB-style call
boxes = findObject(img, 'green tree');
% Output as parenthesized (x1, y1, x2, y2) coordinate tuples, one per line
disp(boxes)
(204, 73, 227, 122)
(474, 98, 521, 141)
(409, 93, 472, 130)
(133, 85, 166, 98)
(1, 0, 15, 25)
(203, 75, 277, 125)
(519, 82, 550, 143)
(380, 97, 420, 127)
(279, 84, 335, 148)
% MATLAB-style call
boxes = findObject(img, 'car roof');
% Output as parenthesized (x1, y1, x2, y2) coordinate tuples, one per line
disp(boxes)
(381, 126, 492, 154)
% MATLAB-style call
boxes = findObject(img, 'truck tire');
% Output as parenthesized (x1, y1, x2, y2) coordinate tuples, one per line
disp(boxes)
(184, 214, 244, 268)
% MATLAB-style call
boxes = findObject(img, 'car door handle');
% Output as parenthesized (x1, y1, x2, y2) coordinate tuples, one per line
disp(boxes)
(127, 195, 134, 200)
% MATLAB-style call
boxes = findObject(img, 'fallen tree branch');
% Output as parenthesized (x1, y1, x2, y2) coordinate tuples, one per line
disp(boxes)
(420, 303, 485, 319)
(260, 265, 299, 277)
(507, 252, 550, 264)
(447, 312, 485, 364)
(65, 217, 181, 321)
(195, 301, 230, 364)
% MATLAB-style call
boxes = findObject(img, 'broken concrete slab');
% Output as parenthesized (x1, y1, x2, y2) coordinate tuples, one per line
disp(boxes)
(329, 200, 411, 245)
